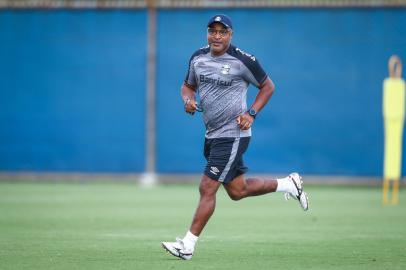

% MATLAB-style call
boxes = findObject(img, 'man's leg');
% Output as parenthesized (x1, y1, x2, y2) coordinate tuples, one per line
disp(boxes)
(189, 175, 221, 236)
(224, 174, 277, 200)
(223, 173, 307, 203)
(224, 173, 309, 210)
(162, 174, 220, 260)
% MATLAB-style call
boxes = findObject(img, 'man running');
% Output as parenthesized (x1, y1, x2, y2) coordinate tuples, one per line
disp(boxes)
(162, 14, 309, 260)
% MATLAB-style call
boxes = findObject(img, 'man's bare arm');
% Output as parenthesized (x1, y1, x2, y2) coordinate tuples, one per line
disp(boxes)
(181, 82, 198, 113)
(251, 77, 275, 113)
(237, 78, 275, 130)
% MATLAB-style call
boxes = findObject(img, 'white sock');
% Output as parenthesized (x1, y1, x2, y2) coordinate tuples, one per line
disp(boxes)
(276, 177, 293, 193)
(182, 231, 198, 251)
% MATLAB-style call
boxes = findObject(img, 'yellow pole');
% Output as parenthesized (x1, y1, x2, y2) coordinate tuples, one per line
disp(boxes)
(392, 179, 399, 205)
(383, 55, 404, 205)
(382, 178, 389, 205)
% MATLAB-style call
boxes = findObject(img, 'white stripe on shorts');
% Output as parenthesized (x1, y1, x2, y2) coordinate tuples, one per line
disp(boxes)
(218, 137, 240, 182)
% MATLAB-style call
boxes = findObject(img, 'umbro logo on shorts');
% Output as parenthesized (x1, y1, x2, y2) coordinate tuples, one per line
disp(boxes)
(210, 166, 220, 175)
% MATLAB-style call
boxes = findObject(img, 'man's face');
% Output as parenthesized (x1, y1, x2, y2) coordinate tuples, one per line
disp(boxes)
(207, 22, 232, 56)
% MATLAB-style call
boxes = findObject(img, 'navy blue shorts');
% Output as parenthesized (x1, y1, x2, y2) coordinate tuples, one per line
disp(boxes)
(203, 137, 250, 183)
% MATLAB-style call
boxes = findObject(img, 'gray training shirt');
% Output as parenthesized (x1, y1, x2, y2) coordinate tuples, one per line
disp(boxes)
(185, 44, 269, 139)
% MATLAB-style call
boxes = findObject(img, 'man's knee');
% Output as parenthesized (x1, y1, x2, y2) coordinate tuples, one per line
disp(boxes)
(199, 175, 220, 197)
(228, 191, 245, 201)
(225, 175, 247, 201)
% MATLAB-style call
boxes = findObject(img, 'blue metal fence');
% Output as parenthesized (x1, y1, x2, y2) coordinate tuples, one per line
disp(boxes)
(0, 10, 147, 172)
(1, 8, 405, 175)
(156, 9, 406, 176)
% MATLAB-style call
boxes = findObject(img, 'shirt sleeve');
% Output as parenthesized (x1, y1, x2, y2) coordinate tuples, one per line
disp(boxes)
(240, 55, 268, 88)
(184, 55, 197, 87)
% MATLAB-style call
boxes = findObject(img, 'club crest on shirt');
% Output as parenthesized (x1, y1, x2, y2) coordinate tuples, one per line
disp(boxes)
(220, 64, 231, 75)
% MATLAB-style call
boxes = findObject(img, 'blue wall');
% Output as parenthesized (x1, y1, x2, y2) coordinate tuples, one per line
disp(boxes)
(0, 10, 147, 172)
(156, 8, 406, 176)
(1, 9, 405, 175)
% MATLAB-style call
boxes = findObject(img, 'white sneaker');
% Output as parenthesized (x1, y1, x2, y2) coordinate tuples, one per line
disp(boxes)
(284, 173, 309, 211)
(161, 237, 193, 260)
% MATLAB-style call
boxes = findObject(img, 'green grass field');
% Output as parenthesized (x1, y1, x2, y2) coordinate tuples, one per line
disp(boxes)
(0, 182, 405, 270)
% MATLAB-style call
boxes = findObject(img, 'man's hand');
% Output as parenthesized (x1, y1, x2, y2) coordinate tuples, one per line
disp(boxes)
(184, 98, 198, 115)
(237, 112, 254, 130)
